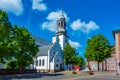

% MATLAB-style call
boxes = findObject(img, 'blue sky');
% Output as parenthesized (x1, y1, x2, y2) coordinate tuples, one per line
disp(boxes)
(0, 0, 120, 58)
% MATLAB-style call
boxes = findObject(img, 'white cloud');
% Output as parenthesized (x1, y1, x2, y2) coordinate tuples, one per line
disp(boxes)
(70, 19, 99, 33)
(0, 0, 24, 16)
(69, 40, 81, 49)
(32, 0, 47, 11)
(41, 10, 69, 32)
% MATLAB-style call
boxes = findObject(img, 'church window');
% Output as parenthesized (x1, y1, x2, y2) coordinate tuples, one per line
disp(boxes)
(39, 59, 41, 66)
(58, 22, 60, 26)
(61, 22, 63, 26)
(42, 59, 45, 66)
(57, 59, 59, 62)
(56, 64, 59, 67)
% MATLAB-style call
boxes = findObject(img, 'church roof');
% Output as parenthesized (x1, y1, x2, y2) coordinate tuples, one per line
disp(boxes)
(32, 35, 52, 47)
(37, 45, 52, 56)
(32, 35, 52, 56)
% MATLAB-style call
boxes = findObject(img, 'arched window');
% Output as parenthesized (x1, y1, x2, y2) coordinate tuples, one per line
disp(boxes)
(58, 22, 60, 26)
(42, 59, 45, 66)
(39, 59, 41, 66)
(61, 22, 63, 26)
(56, 64, 59, 67)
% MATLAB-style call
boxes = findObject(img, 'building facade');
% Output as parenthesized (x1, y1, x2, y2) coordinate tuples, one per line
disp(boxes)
(113, 30, 120, 74)
(87, 53, 116, 71)
(33, 11, 69, 72)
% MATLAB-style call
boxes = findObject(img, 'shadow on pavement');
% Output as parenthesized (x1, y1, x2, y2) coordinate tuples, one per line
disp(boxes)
(0, 73, 64, 79)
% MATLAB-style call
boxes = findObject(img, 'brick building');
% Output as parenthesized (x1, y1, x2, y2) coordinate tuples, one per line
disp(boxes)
(86, 53, 116, 71)
(112, 30, 120, 74)
(86, 30, 120, 72)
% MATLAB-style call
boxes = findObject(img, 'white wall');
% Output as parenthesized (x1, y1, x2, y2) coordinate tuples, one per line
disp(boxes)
(52, 35, 68, 50)
(36, 56, 48, 70)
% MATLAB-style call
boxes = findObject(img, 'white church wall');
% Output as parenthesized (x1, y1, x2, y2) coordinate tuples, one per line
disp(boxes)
(49, 46, 55, 70)
(52, 36, 56, 44)
(52, 35, 68, 50)
(50, 61, 55, 69)
(36, 56, 48, 70)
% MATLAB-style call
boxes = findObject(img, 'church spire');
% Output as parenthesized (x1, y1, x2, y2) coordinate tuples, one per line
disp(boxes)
(56, 10, 66, 35)
(59, 10, 64, 19)
(52, 10, 69, 50)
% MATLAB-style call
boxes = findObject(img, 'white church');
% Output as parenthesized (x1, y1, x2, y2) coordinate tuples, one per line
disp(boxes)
(33, 12, 69, 72)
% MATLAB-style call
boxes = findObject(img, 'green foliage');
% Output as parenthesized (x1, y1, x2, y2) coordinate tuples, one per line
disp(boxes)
(64, 43, 78, 65)
(85, 34, 112, 62)
(5, 60, 18, 69)
(64, 43, 85, 66)
(85, 34, 113, 70)
(10, 25, 39, 69)
(75, 56, 85, 66)
(0, 10, 13, 63)
(0, 10, 39, 69)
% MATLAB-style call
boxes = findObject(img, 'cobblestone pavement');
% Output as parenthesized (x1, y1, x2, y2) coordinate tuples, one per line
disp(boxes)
(0, 71, 120, 80)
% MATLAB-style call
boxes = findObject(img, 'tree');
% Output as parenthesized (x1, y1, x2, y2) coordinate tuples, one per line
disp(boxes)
(5, 60, 18, 69)
(0, 10, 13, 63)
(64, 43, 78, 69)
(0, 10, 39, 71)
(9, 25, 39, 71)
(85, 34, 113, 71)
(75, 56, 85, 66)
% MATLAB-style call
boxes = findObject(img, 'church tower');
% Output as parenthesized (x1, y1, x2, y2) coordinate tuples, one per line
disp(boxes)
(52, 11, 69, 50)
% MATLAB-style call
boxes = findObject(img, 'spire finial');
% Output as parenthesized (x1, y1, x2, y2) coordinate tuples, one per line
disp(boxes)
(59, 9, 64, 19)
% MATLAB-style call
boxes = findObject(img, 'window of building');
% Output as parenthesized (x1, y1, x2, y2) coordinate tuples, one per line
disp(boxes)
(39, 59, 41, 66)
(57, 59, 59, 62)
(42, 59, 45, 66)
(61, 22, 63, 26)
(56, 64, 59, 67)
(58, 22, 60, 26)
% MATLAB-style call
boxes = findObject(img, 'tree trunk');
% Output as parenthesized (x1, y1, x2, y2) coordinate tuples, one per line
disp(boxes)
(98, 62, 99, 71)
(19, 60, 23, 74)
(102, 61, 104, 71)
(87, 59, 91, 71)
(19, 50, 23, 74)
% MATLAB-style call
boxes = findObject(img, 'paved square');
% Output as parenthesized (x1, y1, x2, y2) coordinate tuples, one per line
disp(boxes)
(0, 71, 120, 80)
